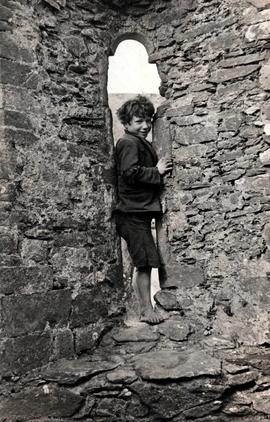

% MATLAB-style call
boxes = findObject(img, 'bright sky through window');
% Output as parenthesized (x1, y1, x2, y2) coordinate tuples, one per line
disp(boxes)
(108, 40, 160, 94)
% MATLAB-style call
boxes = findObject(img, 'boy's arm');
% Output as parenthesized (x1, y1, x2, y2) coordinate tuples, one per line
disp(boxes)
(118, 139, 161, 185)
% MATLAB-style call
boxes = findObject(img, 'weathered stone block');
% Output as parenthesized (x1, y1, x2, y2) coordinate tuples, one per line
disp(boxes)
(74, 322, 107, 354)
(1, 290, 72, 336)
(44, 0, 66, 10)
(94, 397, 128, 419)
(0, 226, 17, 253)
(21, 239, 49, 264)
(183, 400, 222, 418)
(4, 127, 38, 146)
(174, 125, 217, 145)
(247, 8, 270, 24)
(2, 85, 41, 114)
(0, 21, 12, 31)
(263, 223, 270, 246)
(209, 64, 260, 83)
(260, 59, 270, 90)
(206, 32, 239, 52)
(213, 306, 270, 346)
(235, 174, 270, 194)
(174, 144, 208, 162)
(149, 46, 175, 62)
(251, 390, 270, 415)
(4, 110, 33, 130)
(0, 265, 53, 294)
(163, 263, 204, 289)
(167, 211, 189, 240)
(0, 4, 12, 21)
(43, 358, 119, 385)
(112, 325, 159, 343)
(53, 328, 74, 359)
(0, 333, 52, 376)
(176, 17, 236, 42)
(130, 378, 224, 419)
(219, 52, 266, 68)
(219, 112, 243, 132)
(64, 35, 87, 57)
(166, 104, 194, 117)
(248, 0, 270, 7)
(70, 286, 108, 328)
(154, 289, 181, 311)
(106, 368, 138, 384)
(157, 319, 191, 341)
(132, 349, 221, 380)
(259, 148, 270, 165)
(222, 169, 245, 182)
(0, 385, 83, 418)
(246, 21, 270, 41)
(0, 59, 33, 87)
(0, 33, 35, 63)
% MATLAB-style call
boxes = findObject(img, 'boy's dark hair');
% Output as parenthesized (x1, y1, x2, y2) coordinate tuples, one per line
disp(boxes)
(116, 95, 155, 125)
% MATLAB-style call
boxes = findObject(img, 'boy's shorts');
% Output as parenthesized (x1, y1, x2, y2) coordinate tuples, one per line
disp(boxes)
(115, 212, 162, 269)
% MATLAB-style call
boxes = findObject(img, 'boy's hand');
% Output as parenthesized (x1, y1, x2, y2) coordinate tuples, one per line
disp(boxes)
(156, 156, 173, 175)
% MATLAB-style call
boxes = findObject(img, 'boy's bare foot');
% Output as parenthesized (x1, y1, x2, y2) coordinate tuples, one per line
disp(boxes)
(140, 309, 164, 325)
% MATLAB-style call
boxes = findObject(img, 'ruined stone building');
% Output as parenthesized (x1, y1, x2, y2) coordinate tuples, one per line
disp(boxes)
(0, 0, 269, 420)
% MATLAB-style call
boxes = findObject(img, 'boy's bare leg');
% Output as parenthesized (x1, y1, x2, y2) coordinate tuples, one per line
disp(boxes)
(135, 266, 164, 324)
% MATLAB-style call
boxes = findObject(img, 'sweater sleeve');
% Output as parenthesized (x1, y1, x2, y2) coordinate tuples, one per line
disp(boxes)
(118, 139, 161, 185)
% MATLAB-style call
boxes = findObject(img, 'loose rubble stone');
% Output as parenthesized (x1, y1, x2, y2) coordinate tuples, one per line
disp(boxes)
(154, 289, 182, 311)
(132, 349, 221, 380)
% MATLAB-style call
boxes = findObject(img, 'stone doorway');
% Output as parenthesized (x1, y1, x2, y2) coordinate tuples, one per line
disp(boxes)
(107, 38, 164, 321)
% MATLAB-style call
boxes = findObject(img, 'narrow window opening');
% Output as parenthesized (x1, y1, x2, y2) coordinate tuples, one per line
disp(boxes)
(108, 39, 163, 314)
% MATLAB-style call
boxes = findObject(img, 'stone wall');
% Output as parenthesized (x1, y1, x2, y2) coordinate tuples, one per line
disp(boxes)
(152, 0, 270, 346)
(0, 0, 125, 378)
(0, 0, 270, 420)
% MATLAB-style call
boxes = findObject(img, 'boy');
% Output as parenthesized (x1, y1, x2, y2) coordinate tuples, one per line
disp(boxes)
(114, 95, 172, 324)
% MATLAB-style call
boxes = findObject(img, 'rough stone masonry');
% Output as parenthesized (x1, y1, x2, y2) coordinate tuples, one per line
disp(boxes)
(0, 0, 269, 420)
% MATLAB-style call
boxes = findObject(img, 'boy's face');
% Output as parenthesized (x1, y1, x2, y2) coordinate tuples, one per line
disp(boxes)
(124, 115, 152, 139)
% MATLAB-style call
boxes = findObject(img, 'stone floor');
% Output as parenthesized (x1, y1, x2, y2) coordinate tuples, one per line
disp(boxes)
(1, 295, 269, 422)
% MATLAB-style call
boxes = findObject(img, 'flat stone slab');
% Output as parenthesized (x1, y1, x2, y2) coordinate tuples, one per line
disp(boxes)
(106, 368, 138, 384)
(132, 349, 221, 380)
(157, 320, 191, 341)
(112, 325, 159, 343)
(43, 358, 119, 385)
